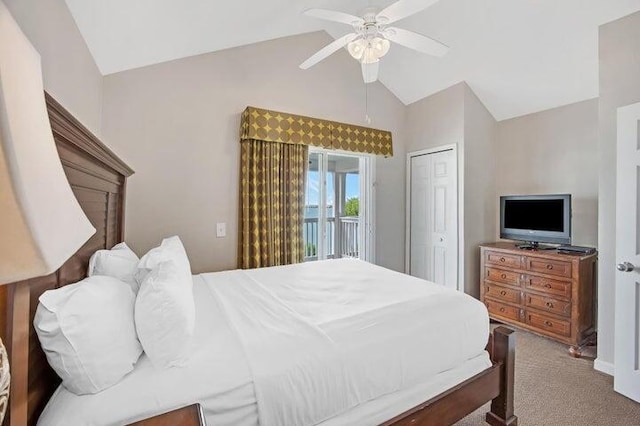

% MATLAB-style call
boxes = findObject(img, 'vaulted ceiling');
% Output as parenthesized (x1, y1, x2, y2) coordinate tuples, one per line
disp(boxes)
(65, 0, 640, 120)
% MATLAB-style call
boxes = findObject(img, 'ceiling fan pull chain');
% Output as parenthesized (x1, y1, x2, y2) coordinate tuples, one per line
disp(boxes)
(365, 82, 372, 124)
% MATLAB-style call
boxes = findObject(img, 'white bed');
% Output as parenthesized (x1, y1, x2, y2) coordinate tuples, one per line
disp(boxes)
(38, 259, 491, 426)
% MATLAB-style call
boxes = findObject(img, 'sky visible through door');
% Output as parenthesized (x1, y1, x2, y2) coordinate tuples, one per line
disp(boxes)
(305, 171, 359, 218)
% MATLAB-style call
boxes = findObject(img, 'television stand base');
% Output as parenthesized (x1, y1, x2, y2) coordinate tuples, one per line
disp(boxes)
(515, 242, 557, 250)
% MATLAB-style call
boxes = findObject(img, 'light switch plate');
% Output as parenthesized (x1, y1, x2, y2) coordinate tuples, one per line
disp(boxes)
(216, 222, 226, 238)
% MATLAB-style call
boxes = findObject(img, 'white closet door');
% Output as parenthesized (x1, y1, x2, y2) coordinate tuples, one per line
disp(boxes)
(409, 149, 457, 289)
(410, 154, 430, 280)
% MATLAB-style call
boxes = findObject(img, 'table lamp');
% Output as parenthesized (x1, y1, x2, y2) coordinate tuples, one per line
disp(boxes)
(0, 1, 96, 421)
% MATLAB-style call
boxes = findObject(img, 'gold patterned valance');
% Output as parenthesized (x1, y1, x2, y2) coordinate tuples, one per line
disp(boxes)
(240, 106, 393, 157)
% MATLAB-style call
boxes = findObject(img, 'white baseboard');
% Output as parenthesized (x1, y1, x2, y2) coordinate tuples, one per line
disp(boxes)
(594, 358, 614, 376)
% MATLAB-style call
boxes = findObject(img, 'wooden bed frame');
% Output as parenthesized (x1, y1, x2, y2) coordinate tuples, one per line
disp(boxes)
(383, 327, 517, 426)
(0, 94, 516, 426)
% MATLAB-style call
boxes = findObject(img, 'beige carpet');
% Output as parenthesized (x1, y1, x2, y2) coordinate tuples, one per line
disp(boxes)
(455, 328, 640, 426)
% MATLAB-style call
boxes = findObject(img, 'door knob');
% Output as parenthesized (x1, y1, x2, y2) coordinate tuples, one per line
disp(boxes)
(617, 262, 635, 272)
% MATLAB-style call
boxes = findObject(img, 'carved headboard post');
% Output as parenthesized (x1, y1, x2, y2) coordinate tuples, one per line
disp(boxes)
(5, 282, 29, 426)
(0, 93, 133, 426)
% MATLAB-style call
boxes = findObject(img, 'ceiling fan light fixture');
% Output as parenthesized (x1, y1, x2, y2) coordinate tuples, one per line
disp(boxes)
(348, 36, 391, 64)
(372, 37, 391, 57)
(347, 38, 367, 60)
(361, 45, 379, 64)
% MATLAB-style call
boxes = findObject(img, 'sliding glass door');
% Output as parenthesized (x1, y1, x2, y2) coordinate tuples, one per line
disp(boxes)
(304, 148, 374, 262)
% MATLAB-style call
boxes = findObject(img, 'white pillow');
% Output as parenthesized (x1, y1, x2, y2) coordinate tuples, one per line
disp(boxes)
(135, 236, 192, 286)
(88, 242, 140, 292)
(135, 260, 195, 368)
(34, 276, 142, 395)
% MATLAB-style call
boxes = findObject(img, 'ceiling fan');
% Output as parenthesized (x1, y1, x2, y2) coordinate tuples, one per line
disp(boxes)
(299, 0, 448, 84)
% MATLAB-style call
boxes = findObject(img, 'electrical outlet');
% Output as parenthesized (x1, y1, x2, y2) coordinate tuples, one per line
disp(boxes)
(216, 222, 226, 238)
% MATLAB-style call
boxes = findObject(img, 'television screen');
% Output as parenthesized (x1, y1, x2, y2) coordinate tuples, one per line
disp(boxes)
(500, 194, 571, 245)
(503, 199, 564, 232)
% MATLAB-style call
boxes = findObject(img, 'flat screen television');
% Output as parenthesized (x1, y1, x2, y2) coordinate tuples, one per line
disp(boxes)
(500, 194, 571, 247)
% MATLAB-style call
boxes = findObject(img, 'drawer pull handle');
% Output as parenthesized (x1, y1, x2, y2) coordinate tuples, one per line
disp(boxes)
(500, 257, 506, 262)
(500, 308, 506, 313)
(546, 302, 554, 308)
(545, 284, 552, 289)
(545, 320, 553, 327)
(547, 264, 553, 270)
(501, 273, 507, 279)
(500, 290, 507, 296)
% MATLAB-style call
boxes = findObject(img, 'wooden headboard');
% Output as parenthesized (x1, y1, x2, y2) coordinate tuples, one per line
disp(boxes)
(0, 93, 134, 426)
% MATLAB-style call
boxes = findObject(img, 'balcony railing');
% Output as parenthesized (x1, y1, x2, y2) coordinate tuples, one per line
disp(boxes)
(339, 217, 359, 258)
(303, 216, 359, 261)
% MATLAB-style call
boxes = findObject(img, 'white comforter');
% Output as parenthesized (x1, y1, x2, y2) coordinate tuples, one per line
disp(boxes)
(38, 259, 490, 426)
(210, 259, 490, 426)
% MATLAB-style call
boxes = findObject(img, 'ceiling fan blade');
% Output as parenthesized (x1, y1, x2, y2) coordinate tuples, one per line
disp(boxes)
(361, 61, 379, 84)
(384, 27, 449, 57)
(376, 0, 441, 24)
(303, 9, 364, 26)
(300, 33, 358, 70)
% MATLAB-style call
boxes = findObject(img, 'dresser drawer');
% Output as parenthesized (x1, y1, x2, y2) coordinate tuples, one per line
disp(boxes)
(526, 257, 572, 278)
(485, 299, 521, 322)
(524, 275, 571, 299)
(525, 293, 571, 317)
(485, 251, 523, 269)
(485, 267, 521, 286)
(525, 311, 571, 337)
(484, 282, 521, 304)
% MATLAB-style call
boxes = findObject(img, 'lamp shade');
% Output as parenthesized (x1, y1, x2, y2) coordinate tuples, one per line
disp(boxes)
(0, 1, 95, 284)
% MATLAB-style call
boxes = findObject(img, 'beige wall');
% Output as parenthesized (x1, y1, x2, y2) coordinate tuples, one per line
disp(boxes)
(102, 31, 407, 274)
(463, 86, 497, 297)
(597, 10, 640, 371)
(496, 99, 599, 247)
(405, 83, 465, 153)
(5, 0, 103, 136)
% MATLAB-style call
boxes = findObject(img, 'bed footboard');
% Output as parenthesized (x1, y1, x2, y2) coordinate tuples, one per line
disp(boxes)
(381, 326, 517, 426)
(486, 326, 518, 426)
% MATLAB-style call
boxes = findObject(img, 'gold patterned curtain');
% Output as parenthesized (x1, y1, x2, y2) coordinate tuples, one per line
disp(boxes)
(238, 139, 308, 269)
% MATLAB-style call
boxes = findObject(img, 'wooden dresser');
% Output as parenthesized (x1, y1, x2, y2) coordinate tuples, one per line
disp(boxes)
(479, 242, 597, 356)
